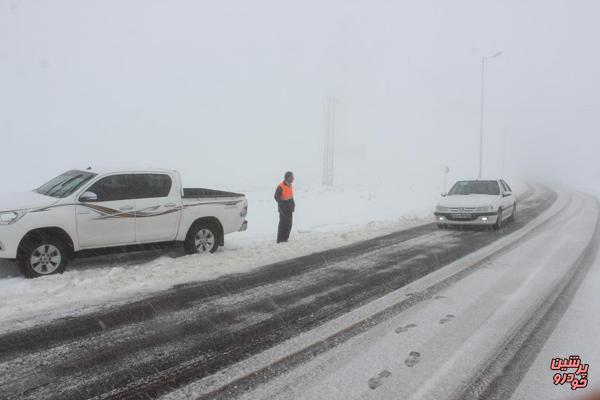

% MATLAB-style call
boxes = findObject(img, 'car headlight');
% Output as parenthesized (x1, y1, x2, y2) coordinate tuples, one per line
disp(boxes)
(0, 211, 26, 225)
(475, 205, 494, 212)
(436, 205, 449, 212)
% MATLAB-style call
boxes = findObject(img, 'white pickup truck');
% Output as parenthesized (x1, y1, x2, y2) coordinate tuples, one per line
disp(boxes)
(0, 168, 248, 278)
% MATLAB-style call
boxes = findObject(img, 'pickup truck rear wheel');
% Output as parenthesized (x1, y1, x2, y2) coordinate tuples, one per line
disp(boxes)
(19, 237, 68, 278)
(184, 223, 219, 254)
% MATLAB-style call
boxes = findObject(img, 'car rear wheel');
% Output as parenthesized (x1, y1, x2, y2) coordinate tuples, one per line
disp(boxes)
(508, 203, 517, 222)
(19, 237, 68, 278)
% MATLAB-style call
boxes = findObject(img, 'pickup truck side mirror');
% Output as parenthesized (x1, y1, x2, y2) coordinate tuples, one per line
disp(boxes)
(80, 191, 98, 202)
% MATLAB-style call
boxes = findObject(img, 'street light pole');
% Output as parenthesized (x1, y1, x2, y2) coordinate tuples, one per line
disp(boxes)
(478, 51, 502, 179)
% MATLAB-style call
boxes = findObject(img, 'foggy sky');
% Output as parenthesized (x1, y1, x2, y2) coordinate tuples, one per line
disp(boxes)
(1, 0, 599, 193)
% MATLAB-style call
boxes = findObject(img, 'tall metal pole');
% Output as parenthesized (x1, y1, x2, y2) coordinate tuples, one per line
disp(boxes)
(322, 99, 330, 186)
(322, 96, 338, 187)
(330, 97, 336, 185)
(444, 166, 450, 193)
(478, 51, 502, 180)
(478, 58, 485, 179)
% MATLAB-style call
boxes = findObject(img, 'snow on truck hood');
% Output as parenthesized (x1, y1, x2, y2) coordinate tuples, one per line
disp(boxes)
(437, 194, 500, 208)
(0, 190, 60, 212)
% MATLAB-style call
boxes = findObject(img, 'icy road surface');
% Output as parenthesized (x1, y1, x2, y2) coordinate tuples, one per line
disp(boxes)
(0, 185, 559, 399)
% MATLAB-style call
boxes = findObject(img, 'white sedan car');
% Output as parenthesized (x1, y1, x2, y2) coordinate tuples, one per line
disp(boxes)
(434, 179, 516, 229)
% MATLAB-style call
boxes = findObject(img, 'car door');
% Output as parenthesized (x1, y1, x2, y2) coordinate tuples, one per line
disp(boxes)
(132, 173, 181, 243)
(499, 180, 513, 216)
(76, 174, 136, 247)
(502, 179, 515, 208)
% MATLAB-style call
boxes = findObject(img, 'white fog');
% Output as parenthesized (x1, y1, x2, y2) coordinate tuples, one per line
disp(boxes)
(1, 2, 600, 400)
(2, 1, 599, 192)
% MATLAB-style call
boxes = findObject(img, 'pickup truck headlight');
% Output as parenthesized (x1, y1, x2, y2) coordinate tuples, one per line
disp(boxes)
(436, 205, 449, 212)
(475, 205, 494, 212)
(0, 211, 26, 225)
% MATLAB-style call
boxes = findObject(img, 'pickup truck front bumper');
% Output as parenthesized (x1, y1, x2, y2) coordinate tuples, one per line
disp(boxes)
(0, 223, 24, 259)
(239, 220, 248, 232)
(434, 211, 498, 226)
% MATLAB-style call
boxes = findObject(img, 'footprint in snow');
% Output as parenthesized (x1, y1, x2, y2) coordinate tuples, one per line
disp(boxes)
(395, 323, 417, 334)
(368, 370, 392, 389)
(404, 351, 421, 367)
(439, 314, 455, 324)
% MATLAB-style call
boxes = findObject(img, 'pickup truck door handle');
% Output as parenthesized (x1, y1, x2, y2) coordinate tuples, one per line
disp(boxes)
(119, 206, 134, 211)
(164, 203, 177, 208)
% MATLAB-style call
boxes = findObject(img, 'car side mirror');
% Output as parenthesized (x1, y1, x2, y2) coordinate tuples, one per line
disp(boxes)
(441, 192, 447, 197)
(80, 191, 98, 202)
(503, 192, 512, 197)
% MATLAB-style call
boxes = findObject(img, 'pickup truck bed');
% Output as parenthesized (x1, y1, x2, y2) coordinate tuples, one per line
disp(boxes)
(182, 188, 244, 198)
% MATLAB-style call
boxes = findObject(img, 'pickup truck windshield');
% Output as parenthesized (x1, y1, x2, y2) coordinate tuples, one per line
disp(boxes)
(448, 180, 500, 196)
(35, 170, 97, 198)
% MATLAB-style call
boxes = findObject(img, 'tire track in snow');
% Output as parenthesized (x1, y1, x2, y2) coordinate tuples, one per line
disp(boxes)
(456, 197, 600, 400)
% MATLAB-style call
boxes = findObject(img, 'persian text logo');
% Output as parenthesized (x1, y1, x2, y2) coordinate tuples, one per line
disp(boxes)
(551, 355, 589, 390)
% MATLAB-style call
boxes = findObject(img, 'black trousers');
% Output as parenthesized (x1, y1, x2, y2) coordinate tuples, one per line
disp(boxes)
(277, 212, 293, 243)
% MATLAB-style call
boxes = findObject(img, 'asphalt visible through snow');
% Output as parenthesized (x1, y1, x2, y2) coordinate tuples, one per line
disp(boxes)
(0, 186, 556, 400)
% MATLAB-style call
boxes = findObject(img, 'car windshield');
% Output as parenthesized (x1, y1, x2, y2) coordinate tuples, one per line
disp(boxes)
(448, 180, 500, 196)
(35, 170, 97, 198)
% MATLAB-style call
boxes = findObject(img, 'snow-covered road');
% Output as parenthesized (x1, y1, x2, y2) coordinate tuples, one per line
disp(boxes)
(208, 188, 598, 400)
(0, 184, 559, 400)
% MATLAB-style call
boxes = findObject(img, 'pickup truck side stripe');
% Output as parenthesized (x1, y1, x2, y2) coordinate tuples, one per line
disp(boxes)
(183, 200, 243, 208)
(28, 199, 244, 219)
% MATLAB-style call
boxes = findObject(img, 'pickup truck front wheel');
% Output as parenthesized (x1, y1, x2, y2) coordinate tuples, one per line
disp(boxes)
(184, 223, 219, 254)
(19, 238, 68, 278)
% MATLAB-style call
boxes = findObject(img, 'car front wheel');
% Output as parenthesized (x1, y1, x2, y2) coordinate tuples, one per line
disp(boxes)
(493, 208, 503, 230)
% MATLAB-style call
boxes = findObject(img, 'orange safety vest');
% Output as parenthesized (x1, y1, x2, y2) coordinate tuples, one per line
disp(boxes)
(278, 181, 294, 201)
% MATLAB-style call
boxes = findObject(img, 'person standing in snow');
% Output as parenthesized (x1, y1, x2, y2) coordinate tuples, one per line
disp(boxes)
(274, 171, 295, 243)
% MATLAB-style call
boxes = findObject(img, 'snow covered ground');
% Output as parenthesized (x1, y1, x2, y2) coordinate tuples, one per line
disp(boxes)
(0, 182, 449, 333)
(510, 253, 600, 399)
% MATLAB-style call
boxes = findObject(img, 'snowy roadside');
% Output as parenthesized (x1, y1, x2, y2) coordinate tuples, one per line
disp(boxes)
(0, 183, 442, 333)
(510, 196, 600, 400)
(509, 256, 600, 400)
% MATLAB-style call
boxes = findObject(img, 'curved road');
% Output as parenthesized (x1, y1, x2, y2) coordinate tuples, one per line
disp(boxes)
(0, 186, 556, 400)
